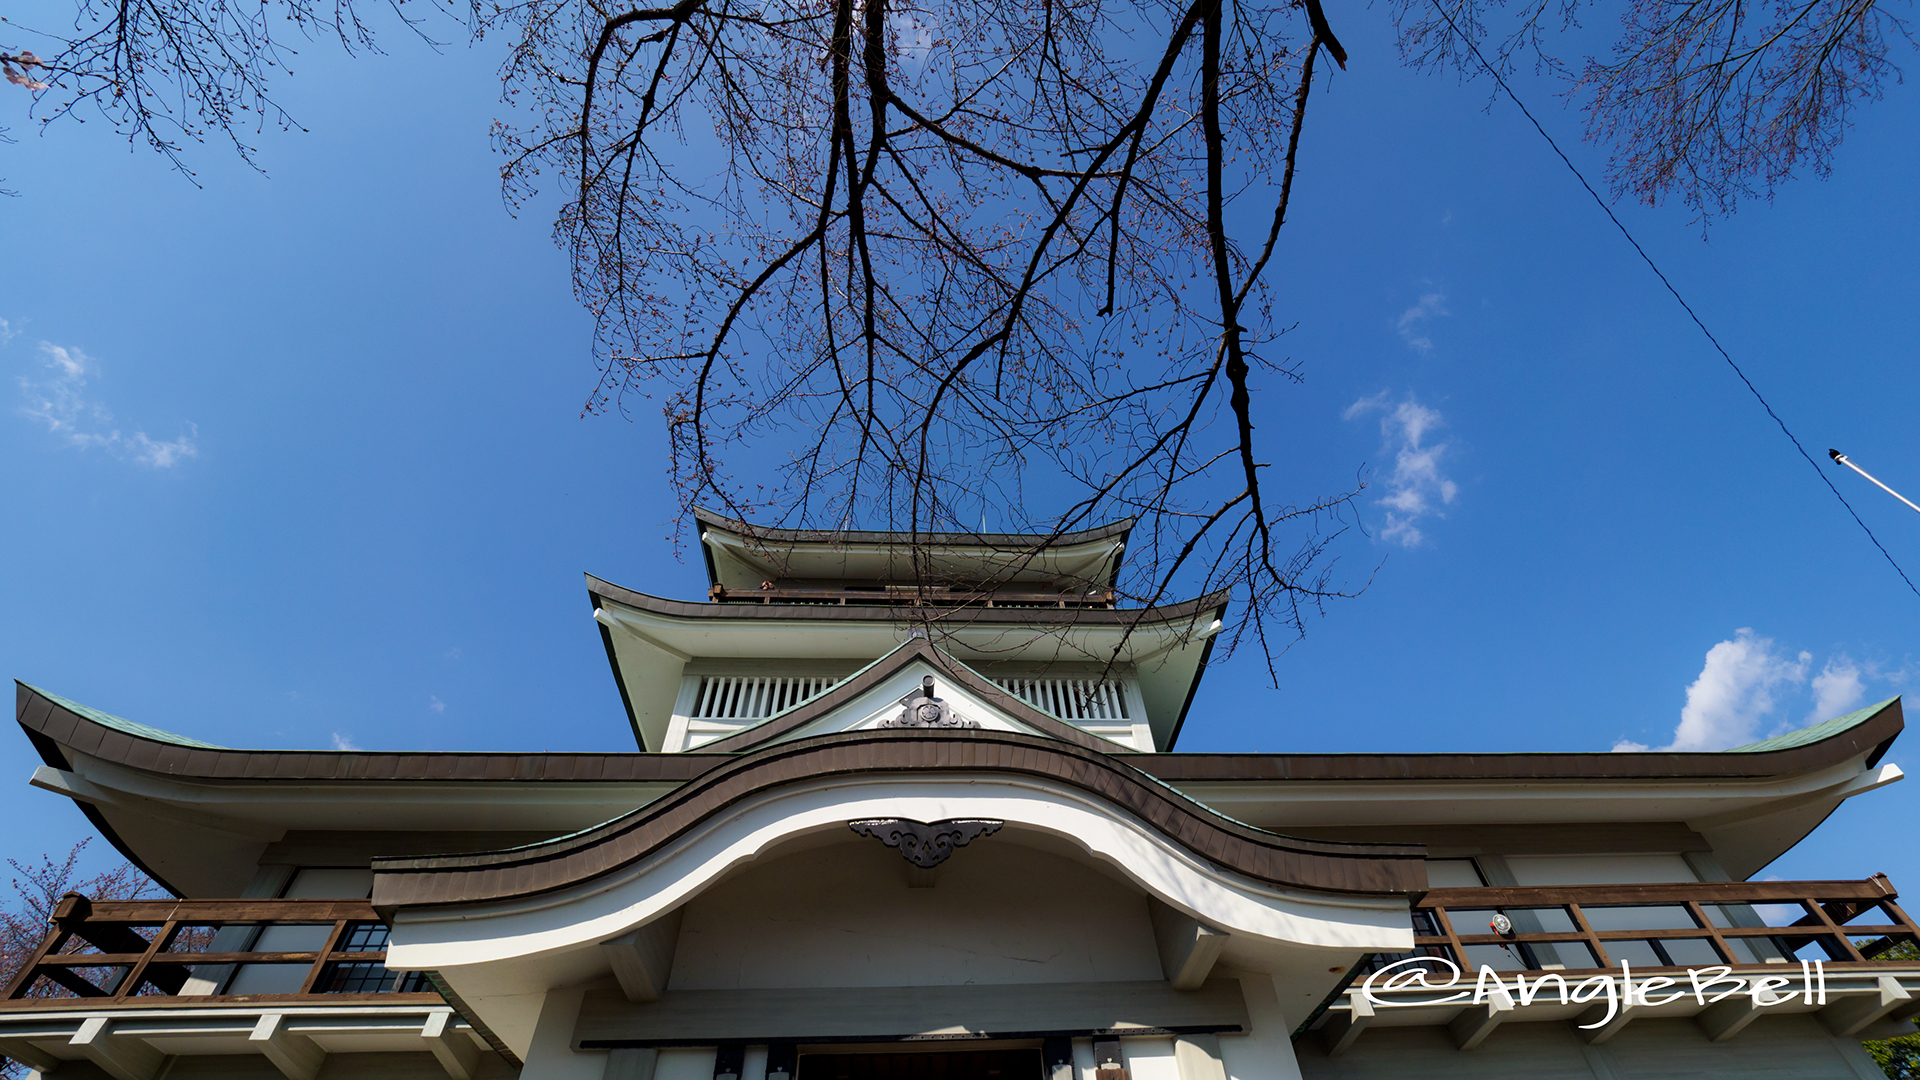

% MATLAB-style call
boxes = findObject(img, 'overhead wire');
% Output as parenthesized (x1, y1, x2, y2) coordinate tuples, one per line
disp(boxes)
(1421, 0, 1920, 600)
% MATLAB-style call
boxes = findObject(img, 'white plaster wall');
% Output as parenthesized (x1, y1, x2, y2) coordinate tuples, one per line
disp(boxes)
(1503, 854, 1699, 886)
(669, 838, 1164, 989)
(1116, 1038, 1179, 1080)
(1216, 974, 1304, 1080)
(1424, 860, 1485, 889)
(446, 985, 551, 1061)
(521, 986, 604, 1080)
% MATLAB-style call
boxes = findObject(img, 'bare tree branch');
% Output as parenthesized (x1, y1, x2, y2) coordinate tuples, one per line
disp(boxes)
(1391, 0, 1913, 218)
(495, 0, 1369, 672)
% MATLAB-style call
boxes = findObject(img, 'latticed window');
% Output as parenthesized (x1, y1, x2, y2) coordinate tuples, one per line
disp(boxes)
(316, 923, 432, 993)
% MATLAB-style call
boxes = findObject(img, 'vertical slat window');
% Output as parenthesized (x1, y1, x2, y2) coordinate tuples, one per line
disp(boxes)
(993, 678, 1134, 721)
(689, 675, 840, 720)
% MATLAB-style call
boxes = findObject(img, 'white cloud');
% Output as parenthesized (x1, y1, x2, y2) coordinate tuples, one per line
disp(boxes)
(1808, 656, 1866, 723)
(1614, 629, 1811, 752)
(429, 695, 446, 714)
(0, 318, 16, 345)
(1346, 392, 1459, 547)
(330, 732, 360, 750)
(15, 340, 198, 467)
(1396, 293, 1448, 353)
(888, 10, 935, 56)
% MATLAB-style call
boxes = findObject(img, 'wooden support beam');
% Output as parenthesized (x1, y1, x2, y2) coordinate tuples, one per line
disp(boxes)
(1318, 994, 1373, 1058)
(1449, 986, 1513, 1051)
(1147, 900, 1227, 990)
(69, 1017, 162, 1080)
(1822, 977, 1915, 1038)
(423, 1009, 481, 1080)
(38, 966, 110, 999)
(250, 1013, 324, 1080)
(1696, 995, 1765, 1042)
(603, 910, 684, 1003)
(606, 1049, 658, 1080)
(1172, 1034, 1226, 1080)
(0, 1038, 63, 1074)
(1576, 1002, 1638, 1045)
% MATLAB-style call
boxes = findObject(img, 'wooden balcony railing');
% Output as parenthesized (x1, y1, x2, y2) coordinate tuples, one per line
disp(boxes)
(707, 583, 1116, 609)
(1374, 875, 1920, 977)
(0, 893, 442, 1009)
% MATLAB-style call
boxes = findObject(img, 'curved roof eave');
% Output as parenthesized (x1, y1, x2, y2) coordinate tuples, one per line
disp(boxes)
(370, 727, 1430, 910)
(1140, 697, 1903, 784)
(693, 509, 1137, 592)
(692, 507, 1136, 554)
(586, 579, 1229, 750)
(13, 682, 722, 785)
(19, 686, 1896, 790)
(13, 683, 196, 897)
(587, 574, 1226, 630)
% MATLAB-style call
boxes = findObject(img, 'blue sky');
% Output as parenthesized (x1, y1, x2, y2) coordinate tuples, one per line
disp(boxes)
(2, 4, 1916, 889)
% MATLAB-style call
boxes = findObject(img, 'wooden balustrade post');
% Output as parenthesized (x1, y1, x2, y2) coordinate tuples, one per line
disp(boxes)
(1684, 900, 1742, 966)
(2, 924, 72, 1000)
(1565, 903, 1614, 970)
(1804, 895, 1869, 962)
(113, 920, 179, 1001)
(1878, 896, 1920, 944)
(1428, 904, 1470, 969)
(296, 921, 351, 996)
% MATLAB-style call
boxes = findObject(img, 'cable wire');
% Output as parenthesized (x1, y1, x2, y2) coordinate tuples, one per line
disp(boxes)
(1424, 0, 1920, 600)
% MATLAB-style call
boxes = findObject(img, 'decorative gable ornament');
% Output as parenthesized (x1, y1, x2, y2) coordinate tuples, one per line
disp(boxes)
(848, 818, 1005, 868)
(881, 676, 978, 730)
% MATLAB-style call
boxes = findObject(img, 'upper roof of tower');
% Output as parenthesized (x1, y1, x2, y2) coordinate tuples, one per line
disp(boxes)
(694, 508, 1133, 601)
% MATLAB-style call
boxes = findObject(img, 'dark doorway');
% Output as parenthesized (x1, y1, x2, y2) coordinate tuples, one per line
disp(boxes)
(798, 1049, 1044, 1080)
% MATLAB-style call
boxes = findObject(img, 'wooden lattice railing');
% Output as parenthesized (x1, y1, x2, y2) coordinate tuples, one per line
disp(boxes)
(0, 893, 442, 1009)
(1378, 875, 1920, 977)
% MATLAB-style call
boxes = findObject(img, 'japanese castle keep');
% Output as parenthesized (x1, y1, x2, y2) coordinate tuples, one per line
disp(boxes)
(6, 510, 1917, 1080)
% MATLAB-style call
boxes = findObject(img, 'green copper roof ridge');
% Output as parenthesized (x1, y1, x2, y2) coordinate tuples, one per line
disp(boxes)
(1722, 696, 1899, 754)
(25, 684, 228, 750)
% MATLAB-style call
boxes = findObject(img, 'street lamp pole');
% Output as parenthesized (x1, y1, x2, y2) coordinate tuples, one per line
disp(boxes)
(1830, 450, 1920, 517)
